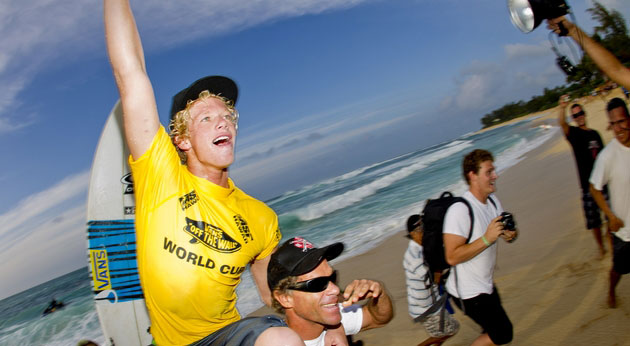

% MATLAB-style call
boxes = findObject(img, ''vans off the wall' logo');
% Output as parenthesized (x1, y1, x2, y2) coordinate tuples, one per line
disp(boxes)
(184, 217, 241, 253)
(121, 173, 134, 195)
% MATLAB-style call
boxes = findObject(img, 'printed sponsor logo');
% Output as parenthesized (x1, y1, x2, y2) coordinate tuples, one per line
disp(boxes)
(121, 173, 134, 195)
(274, 228, 282, 242)
(124, 206, 135, 215)
(233, 214, 253, 244)
(89, 249, 112, 291)
(183, 217, 241, 253)
(163, 237, 246, 275)
(290, 237, 314, 252)
(179, 190, 199, 210)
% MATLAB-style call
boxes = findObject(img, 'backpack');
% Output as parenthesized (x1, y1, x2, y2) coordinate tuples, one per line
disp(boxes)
(420, 191, 496, 275)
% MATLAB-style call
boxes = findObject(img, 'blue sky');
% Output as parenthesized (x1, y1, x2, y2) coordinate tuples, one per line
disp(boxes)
(1, 0, 628, 299)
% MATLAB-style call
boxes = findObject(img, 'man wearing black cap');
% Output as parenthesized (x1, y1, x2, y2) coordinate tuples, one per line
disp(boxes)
(268, 237, 393, 346)
(104, 1, 298, 345)
(557, 96, 607, 258)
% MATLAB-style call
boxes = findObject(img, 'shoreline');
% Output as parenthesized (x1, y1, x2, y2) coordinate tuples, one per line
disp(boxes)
(249, 89, 629, 345)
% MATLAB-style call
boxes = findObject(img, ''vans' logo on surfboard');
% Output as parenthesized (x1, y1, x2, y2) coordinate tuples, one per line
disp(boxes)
(184, 217, 241, 253)
(121, 173, 134, 195)
(89, 249, 112, 291)
(179, 191, 199, 210)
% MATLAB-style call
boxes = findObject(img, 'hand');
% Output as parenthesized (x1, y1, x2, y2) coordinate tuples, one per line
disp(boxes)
(609, 215, 625, 233)
(484, 216, 505, 243)
(501, 229, 518, 243)
(559, 94, 570, 108)
(341, 279, 383, 307)
(547, 16, 576, 36)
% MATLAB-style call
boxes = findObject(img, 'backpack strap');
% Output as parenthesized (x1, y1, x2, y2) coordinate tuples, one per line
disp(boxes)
(487, 195, 497, 209)
(452, 198, 475, 243)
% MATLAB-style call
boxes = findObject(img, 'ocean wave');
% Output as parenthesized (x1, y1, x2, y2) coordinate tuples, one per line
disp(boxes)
(291, 139, 474, 221)
(495, 127, 558, 173)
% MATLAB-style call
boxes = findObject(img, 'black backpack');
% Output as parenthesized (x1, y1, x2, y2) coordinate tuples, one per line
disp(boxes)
(420, 191, 496, 275)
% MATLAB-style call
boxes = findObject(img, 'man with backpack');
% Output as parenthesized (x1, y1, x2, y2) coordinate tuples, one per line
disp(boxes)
(443, 149, 517, 346)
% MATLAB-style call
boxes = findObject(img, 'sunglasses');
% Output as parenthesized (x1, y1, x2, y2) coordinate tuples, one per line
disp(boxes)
(572, 110, 585, 118)
(288, 271, 337, 293)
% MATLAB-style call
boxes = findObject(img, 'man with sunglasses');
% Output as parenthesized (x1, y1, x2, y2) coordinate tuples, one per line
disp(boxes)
(558, 95, 607, 257)
(268, 237, 393, 346)
(589, 97, 630, 308)
(104, 1, 304, 344)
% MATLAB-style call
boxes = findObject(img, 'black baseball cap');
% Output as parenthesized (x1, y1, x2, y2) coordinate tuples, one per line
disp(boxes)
(406, 214, 421, 238)
(267, 237, 344, 291)
(169, 75, 238, 120)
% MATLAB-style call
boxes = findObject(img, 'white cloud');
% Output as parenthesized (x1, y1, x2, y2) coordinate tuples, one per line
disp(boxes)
(0, 170, 89, 251)
(0, 204, 87, 299)
(0, 0, 370, 132)
(505, 42, 550, 61)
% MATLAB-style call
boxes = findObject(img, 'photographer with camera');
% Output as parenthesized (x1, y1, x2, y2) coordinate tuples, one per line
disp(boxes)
(443, 149, 517, 346)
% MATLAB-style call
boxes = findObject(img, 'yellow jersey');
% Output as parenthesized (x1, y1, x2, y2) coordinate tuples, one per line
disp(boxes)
(130, 127, 281, 345)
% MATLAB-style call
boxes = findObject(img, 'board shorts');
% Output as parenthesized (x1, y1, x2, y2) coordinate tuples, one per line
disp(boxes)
(189, 315, 287, 346)
(452, 287, 513, 345)
(581, 190, 607, 230)
(612, 235, 630, 275)
(421, 309, 459, 338)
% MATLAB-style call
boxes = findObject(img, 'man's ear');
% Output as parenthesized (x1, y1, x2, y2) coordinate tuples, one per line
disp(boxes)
(273, 290, 294, 309)
(173, 136, 191, 151)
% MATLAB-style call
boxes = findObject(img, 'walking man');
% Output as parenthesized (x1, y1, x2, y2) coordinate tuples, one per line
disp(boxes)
(589, 97, 630, 308)
(443, 149, 517, 345)
(558, 96, 607, 257)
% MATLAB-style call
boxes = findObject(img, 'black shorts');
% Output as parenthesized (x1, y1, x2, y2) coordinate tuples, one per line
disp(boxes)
(452, 287, 513, 345)
(189, 315, 287, 346)
(582, 190, 606, 229)
(612, 235, 630, 275)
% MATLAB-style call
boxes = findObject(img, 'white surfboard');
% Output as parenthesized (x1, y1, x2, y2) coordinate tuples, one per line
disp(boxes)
(86, 101, 152, 346)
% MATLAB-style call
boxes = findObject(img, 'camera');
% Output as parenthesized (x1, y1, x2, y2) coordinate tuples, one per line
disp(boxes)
(499, 212, 516, 231)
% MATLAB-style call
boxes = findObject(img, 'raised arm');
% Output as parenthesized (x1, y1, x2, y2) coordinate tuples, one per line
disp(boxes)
(557, 95, 570, 136)
(104, 0, 160, 159)
(548, 17, 630, 90)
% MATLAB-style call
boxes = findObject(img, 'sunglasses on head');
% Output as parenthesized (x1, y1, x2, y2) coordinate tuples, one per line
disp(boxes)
(572, 110, 585, 118)
(288, 271, 337, 293)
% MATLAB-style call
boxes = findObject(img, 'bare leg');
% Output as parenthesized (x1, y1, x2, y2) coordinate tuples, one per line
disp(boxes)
(471, 333, 496, 346)
(417, 335, 449, 346)
(608, 268, 621, 308)
(591, 227, 605, 258)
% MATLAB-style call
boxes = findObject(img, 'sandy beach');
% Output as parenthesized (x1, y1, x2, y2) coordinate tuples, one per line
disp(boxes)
(251, 88, 630, 345)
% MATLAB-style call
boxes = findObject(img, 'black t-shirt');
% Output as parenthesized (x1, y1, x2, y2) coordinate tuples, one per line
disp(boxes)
(566, 126, 604, 191)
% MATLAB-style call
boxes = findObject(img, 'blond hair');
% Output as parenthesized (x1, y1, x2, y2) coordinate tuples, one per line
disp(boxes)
(168, 90, 235, 163)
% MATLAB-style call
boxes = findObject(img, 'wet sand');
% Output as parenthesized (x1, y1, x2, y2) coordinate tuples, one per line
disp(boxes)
(250, 88, 630, 345)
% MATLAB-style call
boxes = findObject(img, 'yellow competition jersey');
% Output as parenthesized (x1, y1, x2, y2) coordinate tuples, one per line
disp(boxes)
(129, 127, 281, 345)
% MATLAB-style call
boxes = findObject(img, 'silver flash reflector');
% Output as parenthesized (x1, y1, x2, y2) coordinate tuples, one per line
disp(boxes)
(508, 0, 569, 33)
(508, 0, 536, 33)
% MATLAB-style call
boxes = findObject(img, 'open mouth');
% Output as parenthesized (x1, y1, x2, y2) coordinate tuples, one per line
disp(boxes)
(213, 136, 230, 146)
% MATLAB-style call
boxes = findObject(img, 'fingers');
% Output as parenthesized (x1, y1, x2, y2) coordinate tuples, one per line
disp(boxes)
(342, 279, 382, 307)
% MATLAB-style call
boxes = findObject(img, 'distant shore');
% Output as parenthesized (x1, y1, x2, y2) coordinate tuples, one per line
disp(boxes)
(250, 88, 629, 345)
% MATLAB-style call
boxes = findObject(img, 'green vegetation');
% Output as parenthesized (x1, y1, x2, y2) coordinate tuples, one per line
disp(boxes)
(481, 2, 630, 128)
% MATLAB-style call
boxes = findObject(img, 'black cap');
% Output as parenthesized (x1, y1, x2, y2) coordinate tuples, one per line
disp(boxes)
(407, 214, 421, 233)
(169, 75, 238, 120)
(267, 237, 344, 291)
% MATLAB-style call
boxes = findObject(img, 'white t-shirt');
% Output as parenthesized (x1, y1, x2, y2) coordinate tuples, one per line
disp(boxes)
(304, 304, 363, 346)
(443, 191, 503, 299)
(590, 138, 630, 242)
